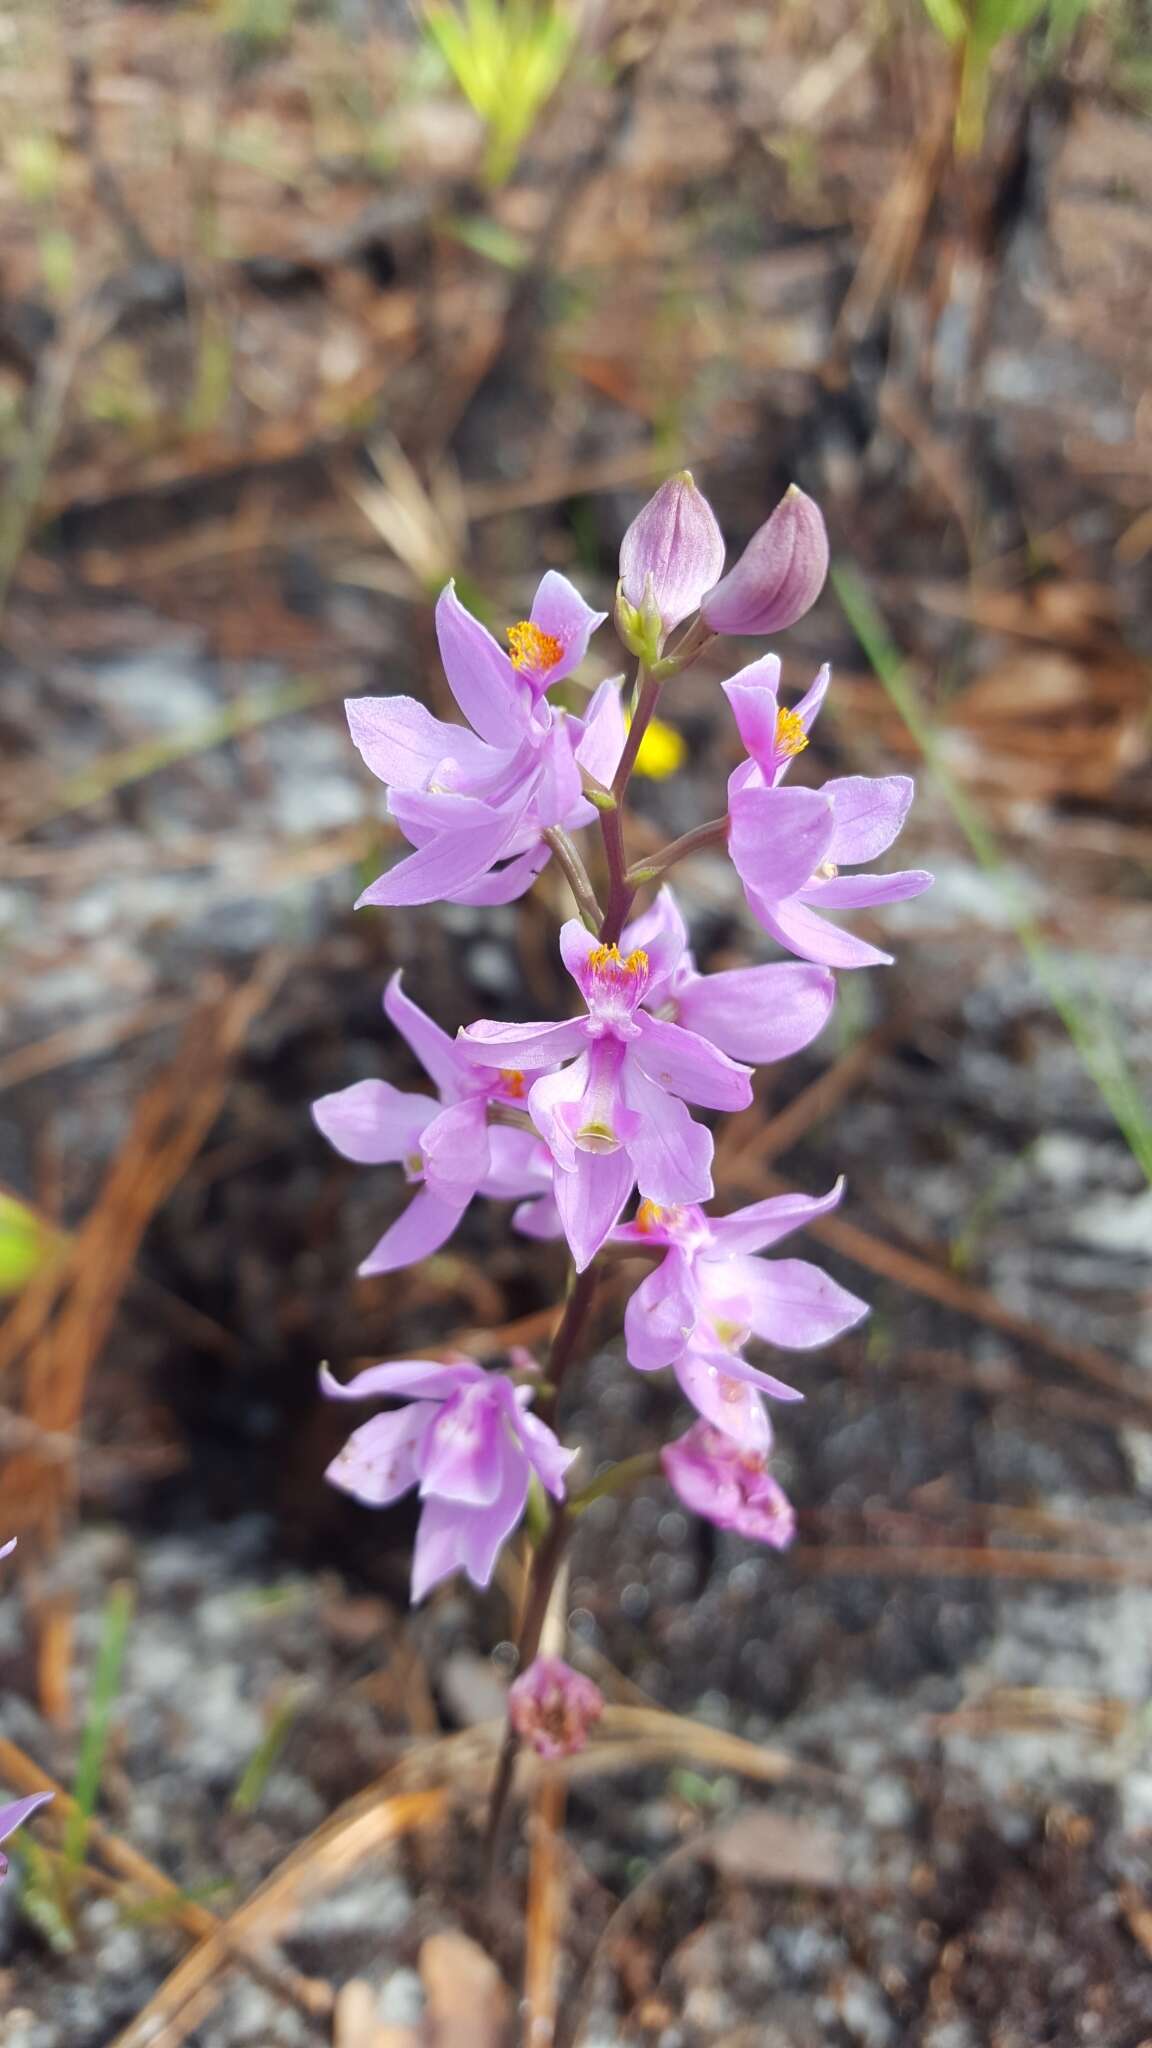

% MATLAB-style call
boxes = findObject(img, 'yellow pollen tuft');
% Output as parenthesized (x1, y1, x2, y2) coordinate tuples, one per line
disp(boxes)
(507, 620, 564, 673)
(774, 708, 809, 759)
(499, 1068, 526, 1100)
(634, 1200, 665, 1234)
(588, 944, 649, 977)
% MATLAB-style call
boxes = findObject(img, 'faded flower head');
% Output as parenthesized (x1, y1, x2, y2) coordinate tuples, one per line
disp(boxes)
(508, 1656, 604, 1758)
(662, 1422, 796, 1548)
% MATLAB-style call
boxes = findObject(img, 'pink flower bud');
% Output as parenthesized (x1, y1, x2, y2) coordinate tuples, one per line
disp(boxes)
(701, 486, 828, 637)
(619, 473, 726, 644)
(662, 1422, 796, 1548)
(508, 1656, 604, 1759)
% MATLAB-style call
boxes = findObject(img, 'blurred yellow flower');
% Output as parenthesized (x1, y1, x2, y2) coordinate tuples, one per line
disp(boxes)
(633, 716, 685, 780)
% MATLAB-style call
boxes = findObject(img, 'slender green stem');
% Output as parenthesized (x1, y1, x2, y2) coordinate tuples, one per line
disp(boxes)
(627, 814, 729, 887)
(568, 1449, 663, 1514)
(544, 826, 604, 931)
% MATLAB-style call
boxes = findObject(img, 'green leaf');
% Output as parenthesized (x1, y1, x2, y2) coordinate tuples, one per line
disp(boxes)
(918, 0, 970, 43)
(0, 1192, 57, 1296)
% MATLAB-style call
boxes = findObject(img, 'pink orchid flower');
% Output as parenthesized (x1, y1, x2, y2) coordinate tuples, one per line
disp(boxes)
(723, 656, 933, 968)
(613, 1182, 867, 1448)
(662, 1421, 796, 1548)
(312, 972, 548, 1275)
(321, 1357, 573, 1603)
(347, 575, 618, 909)
(460, 921, 754, 1273)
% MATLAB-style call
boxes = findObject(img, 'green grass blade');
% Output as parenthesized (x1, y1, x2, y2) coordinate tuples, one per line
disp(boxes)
(832, 560, 1152, 1185)
(64, 1581, 135, 1870)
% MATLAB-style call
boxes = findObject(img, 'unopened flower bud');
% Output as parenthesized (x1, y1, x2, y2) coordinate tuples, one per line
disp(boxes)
(618, 473, 726, 647)
(701, 485, 828, 638)
(508, 1655, 604, 1759)
(662, 1422, 796, 1548)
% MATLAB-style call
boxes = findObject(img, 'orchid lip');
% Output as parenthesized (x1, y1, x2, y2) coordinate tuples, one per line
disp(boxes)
(574, 1121, 621, 1155)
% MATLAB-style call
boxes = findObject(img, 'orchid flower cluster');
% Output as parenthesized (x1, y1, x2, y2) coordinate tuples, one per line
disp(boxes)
(316, 474, 930, 1756)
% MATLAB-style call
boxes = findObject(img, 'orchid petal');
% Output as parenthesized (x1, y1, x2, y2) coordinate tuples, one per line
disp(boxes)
(325, 1405, 428, 1508)
(799, 868, 934, 908)
(435, 581, 533, 744)
(383, 972, 471, 1099)
(728, 784, 835, 903)
(707, 1180, 845, 1256)
(529, 571, 607, 680)
(554, 1147, 635, 1271)
(672, 1352, 775, 1450)
(674, 961, 835, 1065)
(411, 1433, 528, 1601)
(461, 1015, 588, 1071)
(516, 1408, 575, 1499)
(721, 656, 782, 769)
(634, 1015, 752, 1112)
(622, 1062, 714, 1207)
(357, 1186, 469, 1275)
(727, 1253, 869, 1347)
(319, 1358, 481, 1402)
(312, 1081, 436, 1165)
(419, 1384, 506, 1506)
(823, 774, 914, 865)
(623, 1247, 698, 1370)
(420, 1096, 491, 1195)
(356, 815, 522, 909)
(345, 695, 492, 789)
(575, 675, 627, 788)
(748, 893, 894, 968)
(621, 886, 689, 1001)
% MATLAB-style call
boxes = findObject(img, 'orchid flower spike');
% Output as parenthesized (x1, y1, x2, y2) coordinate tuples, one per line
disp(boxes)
(312, 973, 550, 1274)
(321, 1357, 573, 1604)
(461, 919, 754, 1271)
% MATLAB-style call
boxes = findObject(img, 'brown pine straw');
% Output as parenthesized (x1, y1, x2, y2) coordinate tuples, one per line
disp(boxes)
(523, 1769, 569, 2048)
(0, 949, 290, 1543)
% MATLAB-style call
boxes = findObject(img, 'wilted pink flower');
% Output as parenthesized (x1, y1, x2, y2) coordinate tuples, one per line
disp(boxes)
(348, 575, 619, 908)
(0, 1793, 52, 1883)
(508, 1656, 604, 1758)
(313, 972, 549, 1274)
(701, 486, 828, 638)
(618, 473, 726, 646)
(461, 921, 753, 1272)
(614, 1184, 867, 1447)
(724, 658, 932, 969)
(663, 1423, 795, 1548)
(321, 1357, 573, 1603)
